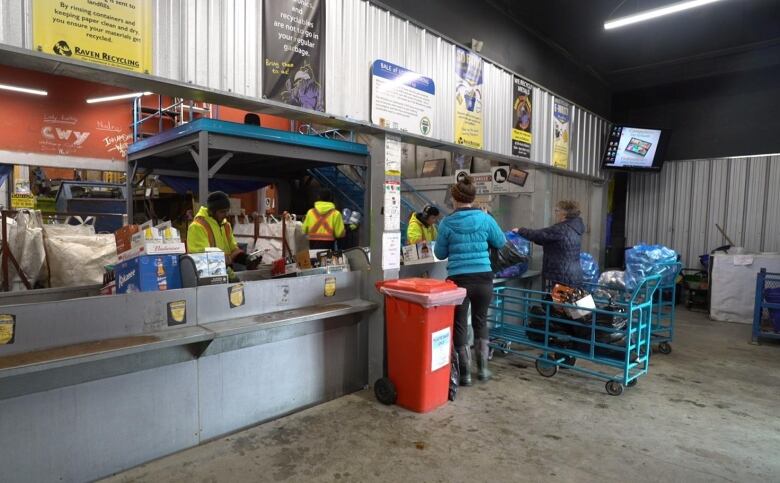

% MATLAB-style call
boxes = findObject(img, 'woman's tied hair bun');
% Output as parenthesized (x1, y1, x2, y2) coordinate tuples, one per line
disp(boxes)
(451, 175, 477, 204)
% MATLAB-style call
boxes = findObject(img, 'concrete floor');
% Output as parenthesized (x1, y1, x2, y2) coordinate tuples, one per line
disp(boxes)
(104, 310, 780, 483)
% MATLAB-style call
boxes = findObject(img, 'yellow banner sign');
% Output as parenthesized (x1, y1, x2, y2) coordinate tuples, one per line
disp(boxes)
(454, 47, 484, 149)
(33, 0, 153, 73)
(11, 193, 36, 209)
(552, 100, 571, 169)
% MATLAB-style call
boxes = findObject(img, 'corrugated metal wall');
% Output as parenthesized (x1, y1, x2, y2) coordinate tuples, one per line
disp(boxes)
(0, 0, 608, 178)
(551, 173, 593, 254)
(0, 0, 29, 47)
(626, 154, 780, 266)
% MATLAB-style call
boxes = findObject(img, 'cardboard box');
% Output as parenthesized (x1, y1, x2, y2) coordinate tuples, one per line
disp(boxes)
(114, 224, 140, 254)
(115, 255, 182, 294)
(184, 252, 228, 286)
(118, 242, 187, 262)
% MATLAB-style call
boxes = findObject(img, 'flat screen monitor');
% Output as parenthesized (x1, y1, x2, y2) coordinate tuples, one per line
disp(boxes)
(601, 125, 670, 171)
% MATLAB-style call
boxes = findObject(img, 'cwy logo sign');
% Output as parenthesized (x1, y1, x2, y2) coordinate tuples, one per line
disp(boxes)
(42, 127, 90, 145)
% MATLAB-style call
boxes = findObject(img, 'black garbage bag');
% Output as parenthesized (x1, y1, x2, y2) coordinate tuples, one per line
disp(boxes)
(490, 242, 529, 274)
(527, 306, 573, 345)
(449, 346, 459, 401)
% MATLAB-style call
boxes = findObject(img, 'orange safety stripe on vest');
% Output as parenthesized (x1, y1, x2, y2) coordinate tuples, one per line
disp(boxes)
(192, 216, 232, 249)
(308, 209, 335, 241)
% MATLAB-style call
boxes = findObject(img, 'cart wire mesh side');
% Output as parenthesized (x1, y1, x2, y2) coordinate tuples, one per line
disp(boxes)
(651, 262, 683, 354)
(488, 275, 662, 396)
(752, 269, 780, 343)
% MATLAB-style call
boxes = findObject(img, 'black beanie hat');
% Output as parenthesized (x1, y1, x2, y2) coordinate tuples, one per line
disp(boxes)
(207, 191, 231, 212)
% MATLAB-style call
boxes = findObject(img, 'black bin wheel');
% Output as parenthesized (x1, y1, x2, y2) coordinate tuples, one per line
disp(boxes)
(374, 377, 397, 405)
(658, 342, 672, 355)
(605, 380, 624, 396)
(535, 356, 559, 378)
(627, 378, 638, 388)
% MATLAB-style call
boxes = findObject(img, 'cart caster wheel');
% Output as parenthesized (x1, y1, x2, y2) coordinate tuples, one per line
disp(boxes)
(605, 380, 624, 396)
(627, 379, 638, 388)
(374, 377, 397, 405)
(535, 357, 558, 378)
(658, 342, 672, 355)
(555, 353, 576, 367)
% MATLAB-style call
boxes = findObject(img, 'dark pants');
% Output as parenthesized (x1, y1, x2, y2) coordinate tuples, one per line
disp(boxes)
(449, 272, 494, 347)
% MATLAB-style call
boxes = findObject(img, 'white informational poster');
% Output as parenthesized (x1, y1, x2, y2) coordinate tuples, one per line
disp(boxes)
(471, 173, 493, 195)
(384, 134, 402, 174)
(381, 232, 401, 271)
(431, 327, 451, 372)
(371, 60, 435, 137)
(491, 166, 510, 193)
(383, 181, 401, 231)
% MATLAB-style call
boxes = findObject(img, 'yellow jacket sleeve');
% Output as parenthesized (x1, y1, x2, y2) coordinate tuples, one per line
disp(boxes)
(332, 212, 346, 239)
(407, 219, 423, 245)
(301, 209, 314, 234)
(186, 222, 209, 253)
(227, 223, 239, 253)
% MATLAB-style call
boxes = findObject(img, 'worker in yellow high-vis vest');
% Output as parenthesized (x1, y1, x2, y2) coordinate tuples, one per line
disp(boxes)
(406, 205, 440, 245)
(187, 191, 255, 280)
(302, 189, 346, 251)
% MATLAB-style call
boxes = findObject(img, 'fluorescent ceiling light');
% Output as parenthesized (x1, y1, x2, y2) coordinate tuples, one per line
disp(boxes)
(86, 91, 152, 104)
(0, 83, 48, 96)
(604, 0, 725, 30)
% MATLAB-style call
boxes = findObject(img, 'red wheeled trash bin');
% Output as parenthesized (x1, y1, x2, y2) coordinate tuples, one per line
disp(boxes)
(375, 278, 467, 413)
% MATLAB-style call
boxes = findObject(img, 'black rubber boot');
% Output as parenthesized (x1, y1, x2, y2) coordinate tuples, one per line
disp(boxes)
(456, 345, 473, 386)
(475, 339, 492, 382)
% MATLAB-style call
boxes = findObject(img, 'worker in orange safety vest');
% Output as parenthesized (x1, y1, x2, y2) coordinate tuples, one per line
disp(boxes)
(302, 189, 346, 251)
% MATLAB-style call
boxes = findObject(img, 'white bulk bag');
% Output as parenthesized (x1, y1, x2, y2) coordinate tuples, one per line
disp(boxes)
(44, 234, 117, 287)
(5, 210, 46, 291)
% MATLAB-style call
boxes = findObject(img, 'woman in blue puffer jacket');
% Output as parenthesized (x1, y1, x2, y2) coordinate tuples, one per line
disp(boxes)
(435, 176, 506, 385)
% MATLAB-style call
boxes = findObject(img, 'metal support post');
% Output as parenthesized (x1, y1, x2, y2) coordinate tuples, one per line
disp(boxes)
(197, 131, 209, 204)
(364, 134, 401, 385)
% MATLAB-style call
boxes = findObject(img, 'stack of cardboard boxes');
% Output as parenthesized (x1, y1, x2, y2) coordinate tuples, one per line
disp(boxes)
(113, 221, 186, 294)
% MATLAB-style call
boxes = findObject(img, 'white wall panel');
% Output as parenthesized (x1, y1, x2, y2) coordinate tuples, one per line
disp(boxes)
(0, 0, 29, 47)
(531, 88, 554, 165)
(627, 154, 780, 266)
(483, 63, 512, 156)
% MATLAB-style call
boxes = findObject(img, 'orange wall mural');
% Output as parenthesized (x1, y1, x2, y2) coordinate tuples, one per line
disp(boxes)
(0, 64, 134, 160)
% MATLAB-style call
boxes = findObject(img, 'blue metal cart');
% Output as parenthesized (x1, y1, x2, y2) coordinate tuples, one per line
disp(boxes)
(488, 275, 661, 396)
(651, 262, 683, 354)
(752, 269, 780, 343)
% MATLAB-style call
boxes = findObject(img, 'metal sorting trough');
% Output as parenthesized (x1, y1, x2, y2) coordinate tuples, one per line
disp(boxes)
(488, 275, 661, 396)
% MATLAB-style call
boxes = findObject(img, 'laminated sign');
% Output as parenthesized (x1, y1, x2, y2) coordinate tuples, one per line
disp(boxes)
(512, 77, 533, 157)
(0, 315, 16, 345)
(167, 301, 187, 327)
(454, 47, 484, 149)
(431, 327, 451, 371)
(228, 284, 246, 309)
(34, 0, 153, 73)
(262, 0, 325, 111)
(552, 100, 571, 169)
(371, 60, 435, 137)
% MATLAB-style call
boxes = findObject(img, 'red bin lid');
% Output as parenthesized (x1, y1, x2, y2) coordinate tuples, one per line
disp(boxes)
(376, 278, 458, 294)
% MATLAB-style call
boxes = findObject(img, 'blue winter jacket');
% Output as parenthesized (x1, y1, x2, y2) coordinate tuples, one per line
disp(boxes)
(434, 208, 506, 277)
